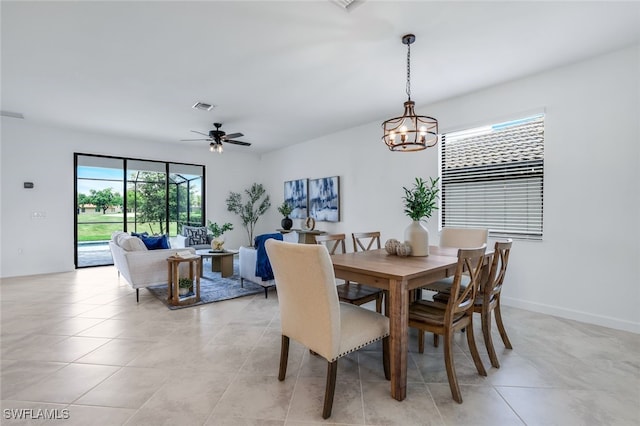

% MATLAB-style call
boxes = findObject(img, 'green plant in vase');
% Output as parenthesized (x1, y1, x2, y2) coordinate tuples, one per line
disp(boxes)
(226, 183, 271, 247)
(402, 176, 440, 256)
(277, 201, 293, 231)
(178, 277, 192, 296)
(207, 221, 233, 251)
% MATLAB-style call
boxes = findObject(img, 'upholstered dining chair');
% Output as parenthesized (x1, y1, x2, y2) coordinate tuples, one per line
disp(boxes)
(439, 227, 489, 249)
(408, 245, 487, 403)
(434, 240, 513, 368)
(265, 239, 390, 419)
(422, 227, 488, 297)
(316, 233, 384, 314)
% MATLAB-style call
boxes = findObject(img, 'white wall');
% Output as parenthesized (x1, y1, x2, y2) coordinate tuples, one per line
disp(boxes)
(0, 119, 261, 277)
(2, 45, 638, 333)
(260, 45, 640, 333)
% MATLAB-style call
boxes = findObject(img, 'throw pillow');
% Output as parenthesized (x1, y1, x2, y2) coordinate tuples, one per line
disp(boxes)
(119, 235, 148, 251)
(140, 234, 170, 250)
(131, 231, 149, 238)
(185, 227, 208, 245)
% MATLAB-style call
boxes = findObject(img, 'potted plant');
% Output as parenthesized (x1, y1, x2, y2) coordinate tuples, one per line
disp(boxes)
(226, 183, 271, 246)
(178, 277, 192, 296)
(277, 201, 293, 231)
(207, 220, 233, 251)
(402, 176, 439, 256)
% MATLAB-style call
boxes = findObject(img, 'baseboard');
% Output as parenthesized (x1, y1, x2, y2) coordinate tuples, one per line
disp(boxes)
(501, 296, 640, 334)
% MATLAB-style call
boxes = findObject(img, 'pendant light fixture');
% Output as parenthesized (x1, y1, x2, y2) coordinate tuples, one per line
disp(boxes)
(382, 34, 438, 151)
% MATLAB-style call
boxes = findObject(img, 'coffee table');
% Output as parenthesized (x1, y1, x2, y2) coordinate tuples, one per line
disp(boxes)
(195, 249, 238, 278)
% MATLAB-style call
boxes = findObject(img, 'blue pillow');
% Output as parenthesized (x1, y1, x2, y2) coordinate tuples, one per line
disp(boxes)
(140, 234, 170, 250)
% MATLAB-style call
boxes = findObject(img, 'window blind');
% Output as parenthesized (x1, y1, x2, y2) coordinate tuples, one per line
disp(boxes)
(440, 114, 544, 240)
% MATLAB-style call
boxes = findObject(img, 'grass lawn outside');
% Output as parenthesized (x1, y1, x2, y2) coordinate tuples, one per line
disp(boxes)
(77, 213, 181, 241)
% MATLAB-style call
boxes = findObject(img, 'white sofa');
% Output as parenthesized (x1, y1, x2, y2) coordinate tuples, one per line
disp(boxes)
(109, 231, 196, 302)
(239, 231, 298, 298)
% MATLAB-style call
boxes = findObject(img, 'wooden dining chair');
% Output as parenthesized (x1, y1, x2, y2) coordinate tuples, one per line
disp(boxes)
(433, 240, 513, 368)
(351, 231, 381, 252)
(315, 233, 384, 314)
(421, 227, 489, 301)
(265, 239, 389, 419)
(408, 245, 487, 403)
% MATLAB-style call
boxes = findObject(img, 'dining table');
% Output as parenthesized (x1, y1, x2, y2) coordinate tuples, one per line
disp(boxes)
(330, 245, 468, 401)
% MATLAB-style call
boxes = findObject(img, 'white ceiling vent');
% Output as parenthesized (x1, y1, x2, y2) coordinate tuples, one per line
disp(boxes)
(192, 102, 214, 111)
(330, 0, 363, 10)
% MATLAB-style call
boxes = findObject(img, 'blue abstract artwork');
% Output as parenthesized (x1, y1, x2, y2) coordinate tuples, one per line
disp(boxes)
(309, 176, 339, 222)
(284, 179, 307, 219)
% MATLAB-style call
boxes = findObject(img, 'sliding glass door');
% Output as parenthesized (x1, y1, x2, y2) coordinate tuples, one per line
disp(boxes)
(75, 154, 205, 268)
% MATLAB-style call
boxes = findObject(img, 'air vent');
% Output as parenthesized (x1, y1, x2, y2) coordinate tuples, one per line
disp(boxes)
(0, 110, 25, 119)
(192, 102, 214, 111)
(330, 0, 362, 10)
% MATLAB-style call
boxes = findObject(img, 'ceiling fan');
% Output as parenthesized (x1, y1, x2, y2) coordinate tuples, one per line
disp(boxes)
(181, 122, 251, 153)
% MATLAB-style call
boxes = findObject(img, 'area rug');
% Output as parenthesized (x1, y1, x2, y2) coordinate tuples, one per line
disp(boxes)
(146, 264, 265, 309)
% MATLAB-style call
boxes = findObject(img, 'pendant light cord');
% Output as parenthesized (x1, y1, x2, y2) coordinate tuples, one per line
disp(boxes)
(406, 42, 411, 101)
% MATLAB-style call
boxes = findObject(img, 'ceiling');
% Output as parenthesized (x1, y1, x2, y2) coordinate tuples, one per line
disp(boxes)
(2, 1, 639, 154)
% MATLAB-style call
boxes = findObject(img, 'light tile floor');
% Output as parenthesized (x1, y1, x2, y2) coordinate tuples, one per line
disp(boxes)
(1, 267, 639, 425)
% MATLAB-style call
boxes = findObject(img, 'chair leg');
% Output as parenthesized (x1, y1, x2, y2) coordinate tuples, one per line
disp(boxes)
(466, 318, 487, 377)
(264, 287, 268, 298)
(482, 308, 500, 368)
(323, 360, 338, 419)
(375, 293, 382, 314)
(443, 330, 462, 403)
(136, 288, 139, 303)
(433, 333, 439, 348)
(382, 336, 390, 380)
(240, 278, 244, 288)
(418, 331, 425, 354)
(278, 335, 289, 381)
(494, 300, 513, 349)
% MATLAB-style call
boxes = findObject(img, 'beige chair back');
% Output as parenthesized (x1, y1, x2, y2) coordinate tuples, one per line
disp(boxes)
(265, 240, 341, 361)
(439, 227, 488, 248)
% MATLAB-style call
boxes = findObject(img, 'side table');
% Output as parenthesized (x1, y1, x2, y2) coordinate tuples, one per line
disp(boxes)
(195, 249, 238, 278)
(166, 256, 201, 306)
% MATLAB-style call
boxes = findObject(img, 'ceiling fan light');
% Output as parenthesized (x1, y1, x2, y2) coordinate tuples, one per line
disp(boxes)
(209, 142, 215, 152)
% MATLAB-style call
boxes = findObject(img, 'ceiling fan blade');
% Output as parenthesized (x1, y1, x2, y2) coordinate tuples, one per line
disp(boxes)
(190, 130, 209, 136)
(223, 132, 243, 140)
(180, 138, 210, 141)
(225, 140, 251, 147)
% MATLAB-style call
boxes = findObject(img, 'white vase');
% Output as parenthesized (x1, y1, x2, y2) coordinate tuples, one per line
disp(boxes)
(211, 236, 225, 251)
(404, 220, 429, 256)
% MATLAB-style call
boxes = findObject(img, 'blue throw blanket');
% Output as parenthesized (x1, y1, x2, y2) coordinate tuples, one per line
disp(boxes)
(254, 233, 283, 281)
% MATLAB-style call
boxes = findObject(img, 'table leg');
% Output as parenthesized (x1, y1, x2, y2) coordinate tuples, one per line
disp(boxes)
(195, 259, 201, 302)
(220, 255, 233, 277)
(172, 262, 179, 305)
(167, 261, 173, 301)
(388, 278, 408, 401)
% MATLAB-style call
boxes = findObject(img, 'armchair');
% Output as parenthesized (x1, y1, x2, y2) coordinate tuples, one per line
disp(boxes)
(239, 231, 298, 298)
